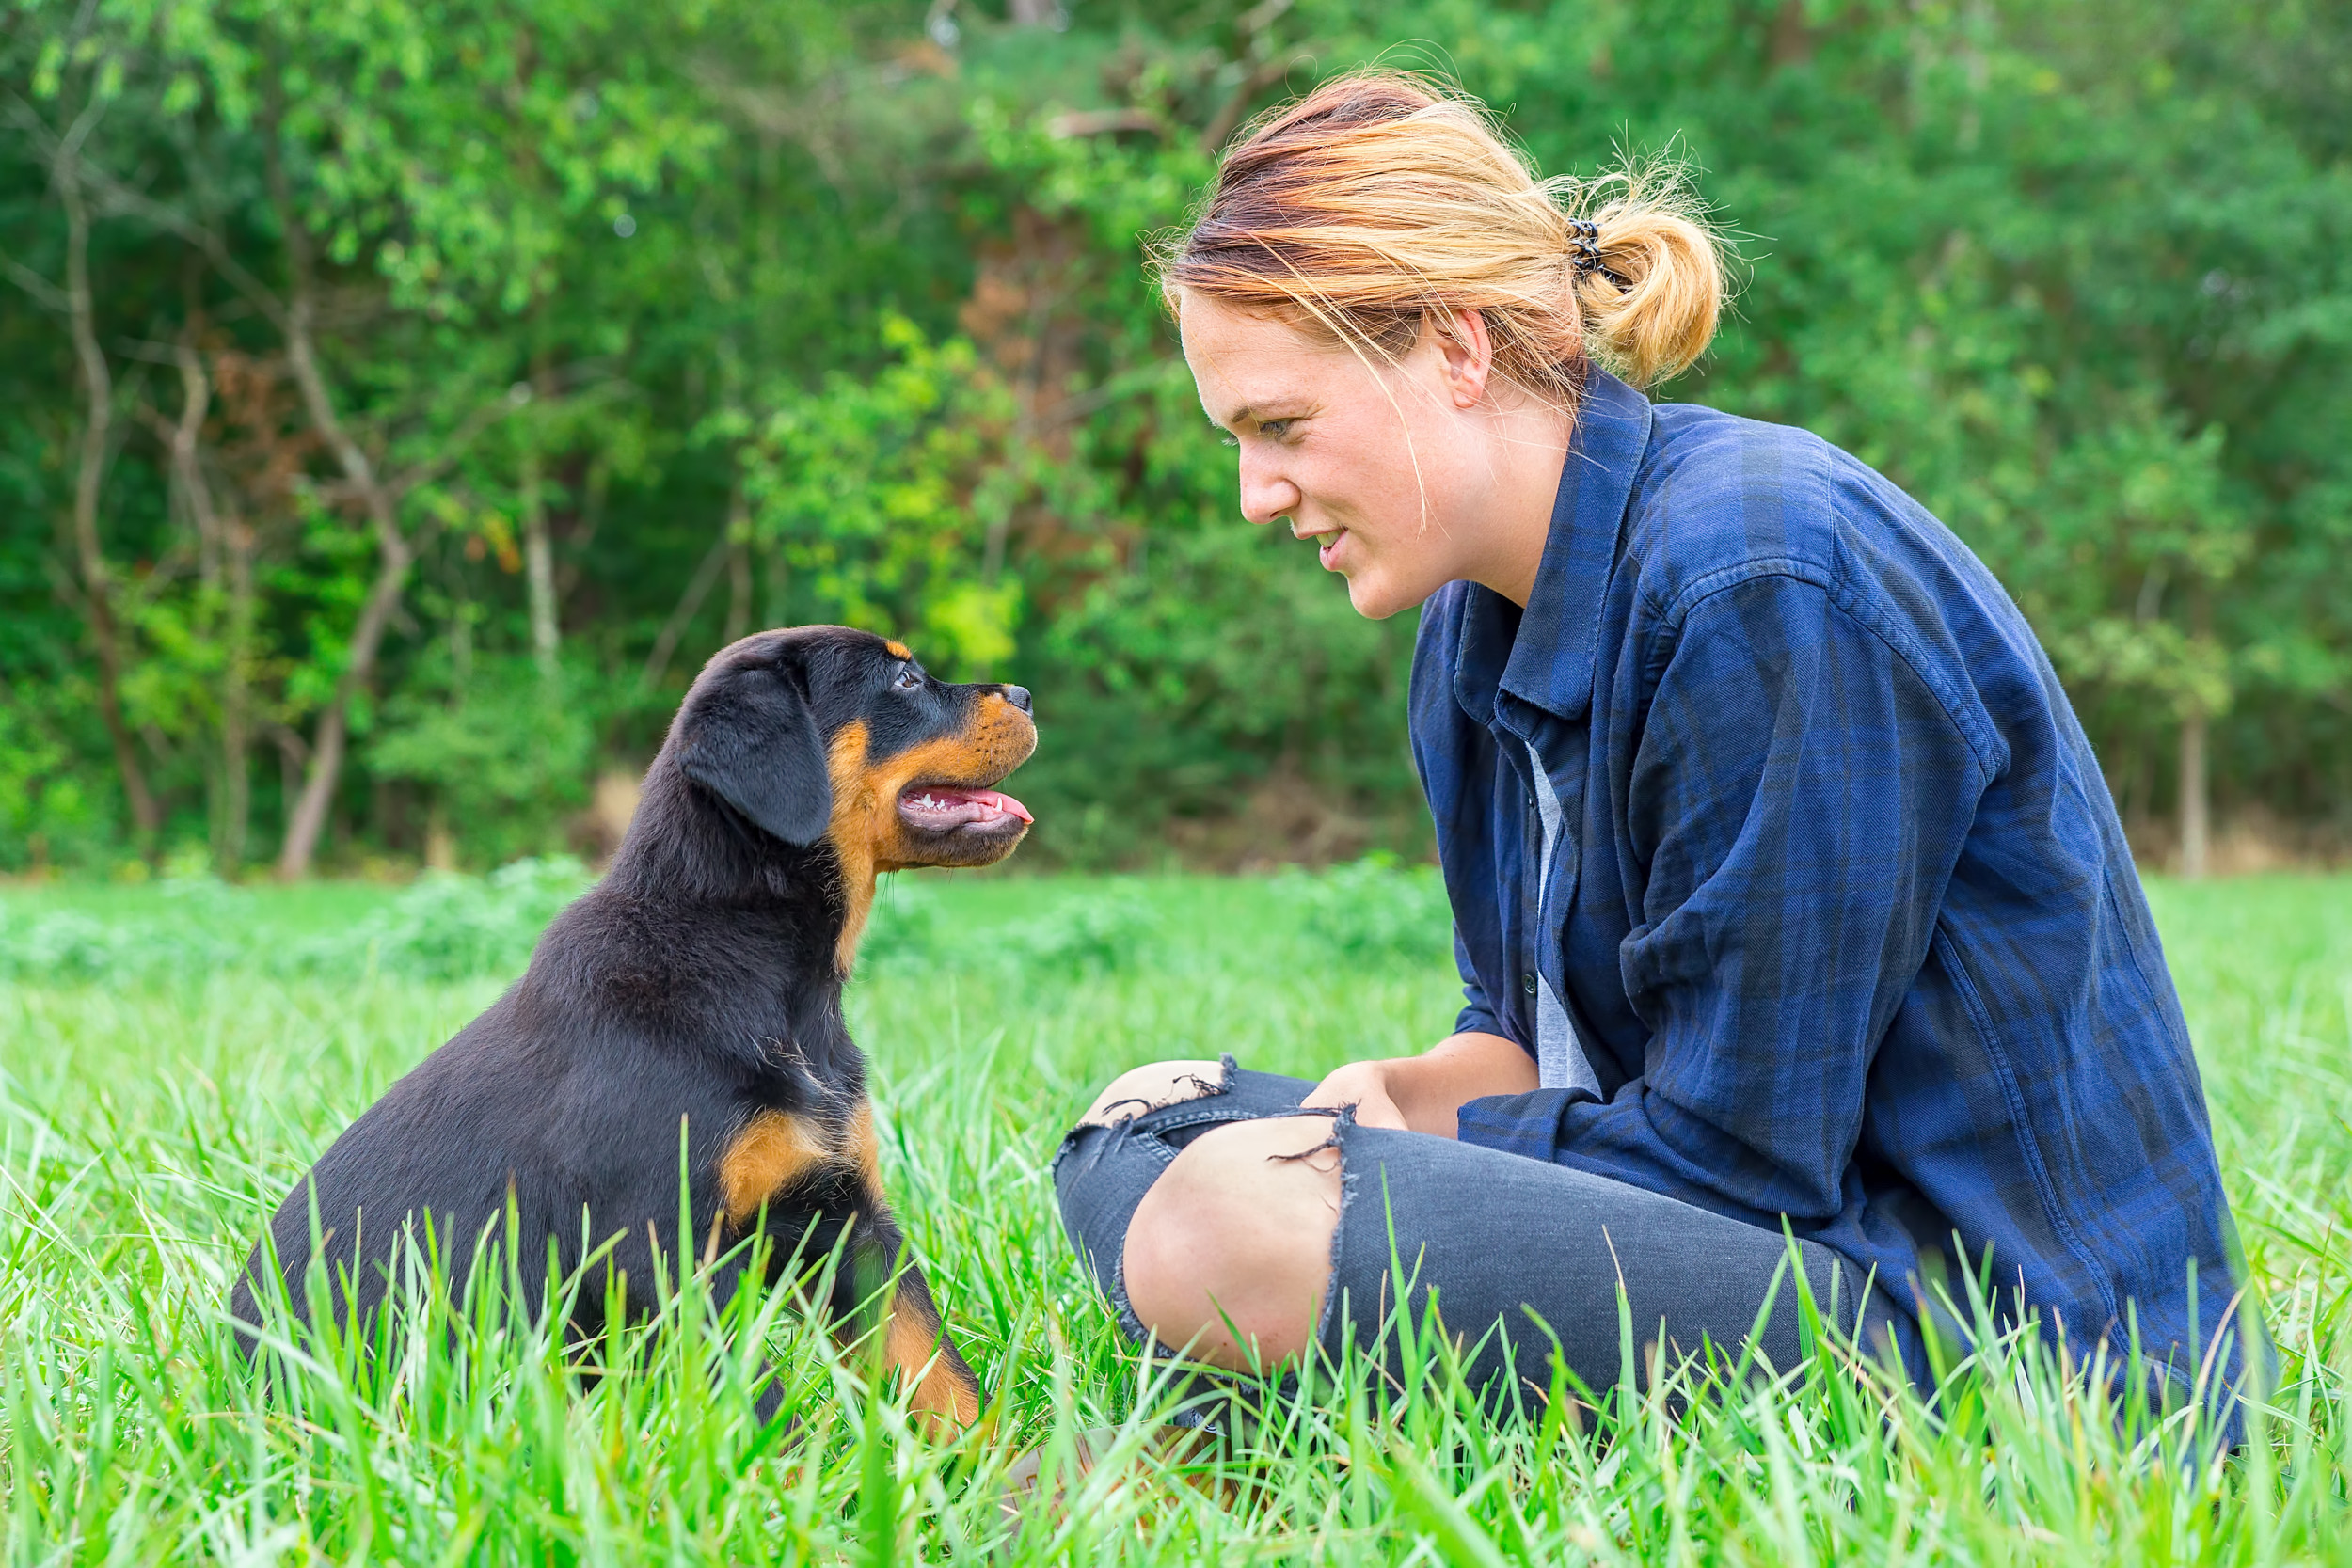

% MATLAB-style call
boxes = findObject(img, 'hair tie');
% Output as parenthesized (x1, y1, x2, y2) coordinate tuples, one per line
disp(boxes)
(1567, 218, 1627, 288)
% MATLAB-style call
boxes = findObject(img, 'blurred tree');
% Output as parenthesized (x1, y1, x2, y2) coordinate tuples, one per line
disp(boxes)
(1, 0, 2344, 875)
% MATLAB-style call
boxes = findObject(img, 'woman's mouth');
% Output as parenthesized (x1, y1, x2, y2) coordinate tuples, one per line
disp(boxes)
(1314, 529, 1347, 569)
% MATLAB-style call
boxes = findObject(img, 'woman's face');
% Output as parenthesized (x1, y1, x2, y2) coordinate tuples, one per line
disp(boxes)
(1179, 290, 1504, 620)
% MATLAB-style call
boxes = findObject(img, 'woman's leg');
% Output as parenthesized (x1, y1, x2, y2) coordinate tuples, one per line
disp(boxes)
(1057, 1061, 1911, 1391)
(1055, 1056, 1324, 1349)
(1124, 1113, 1344, 1368)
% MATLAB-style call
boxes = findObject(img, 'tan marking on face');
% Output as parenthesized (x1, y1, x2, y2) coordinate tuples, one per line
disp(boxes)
(823, 698, 1038, 974)
(884, 640, 912, 660)
(825, 721, 881, 974)
(717, 1110, 832, 1228)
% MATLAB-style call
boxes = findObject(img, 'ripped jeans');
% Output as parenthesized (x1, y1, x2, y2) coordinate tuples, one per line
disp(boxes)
(1052, 1057, 1914, 1398)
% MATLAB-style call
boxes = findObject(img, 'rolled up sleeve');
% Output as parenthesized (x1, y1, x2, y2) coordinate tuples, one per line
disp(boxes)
(1452, 925, 1506, 1040)
(1456, 571, 1988, 1226)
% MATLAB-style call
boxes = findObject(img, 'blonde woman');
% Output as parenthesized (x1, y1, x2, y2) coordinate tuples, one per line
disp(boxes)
(1051, 71, 2250, 1418)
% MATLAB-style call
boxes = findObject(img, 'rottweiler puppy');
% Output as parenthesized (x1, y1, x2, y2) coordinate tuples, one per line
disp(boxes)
(228, 626, 1035, 1431)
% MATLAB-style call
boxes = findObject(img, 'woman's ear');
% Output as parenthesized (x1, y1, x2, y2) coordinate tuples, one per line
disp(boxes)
(1434, 307, 1494, 409)
(679, 668, 834, 847)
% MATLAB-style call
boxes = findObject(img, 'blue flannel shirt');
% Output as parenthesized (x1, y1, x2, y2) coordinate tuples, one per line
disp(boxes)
(1423, 367, 2249, 1395)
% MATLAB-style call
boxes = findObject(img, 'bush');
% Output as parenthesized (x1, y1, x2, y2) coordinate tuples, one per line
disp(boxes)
(291, 857, 595, 981)
(0, 905, 130, 984)
(994, 889, 1160, 976)
(857, 878, 946, 973)
(0, 859, 596, 988)
(857, 877, 1160, 980)
(1273, 855, 1453, 968)
(369, 658, 599, 868)
(0, 874, 248, 984)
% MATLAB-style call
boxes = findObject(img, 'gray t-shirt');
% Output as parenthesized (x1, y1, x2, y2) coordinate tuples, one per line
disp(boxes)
(1525, 738, 1599, 1095)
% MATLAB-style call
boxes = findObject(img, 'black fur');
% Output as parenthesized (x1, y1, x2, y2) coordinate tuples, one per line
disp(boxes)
(227, 626, 1036, 1423)
(678, 655, 834, 846)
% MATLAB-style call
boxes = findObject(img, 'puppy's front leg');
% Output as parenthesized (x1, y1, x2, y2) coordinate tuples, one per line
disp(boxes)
(843, 1101, 982, 1434)
(878, 1244, 982, 1431)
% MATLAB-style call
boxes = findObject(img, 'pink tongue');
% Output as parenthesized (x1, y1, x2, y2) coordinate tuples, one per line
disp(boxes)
(904, 785, 1032, 824)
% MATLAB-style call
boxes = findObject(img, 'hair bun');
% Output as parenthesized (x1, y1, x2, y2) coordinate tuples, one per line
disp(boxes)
(1573, 190, 1724, 386)
(1161, 68, 1729, 403)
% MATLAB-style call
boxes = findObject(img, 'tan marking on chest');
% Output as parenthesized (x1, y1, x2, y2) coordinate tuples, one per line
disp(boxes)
(848, 1101, 883, 1193)
(717, 1110, 833, 1227)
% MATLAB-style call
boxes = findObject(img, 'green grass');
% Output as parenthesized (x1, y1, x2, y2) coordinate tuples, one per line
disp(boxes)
(2, 869, 2347, 1563)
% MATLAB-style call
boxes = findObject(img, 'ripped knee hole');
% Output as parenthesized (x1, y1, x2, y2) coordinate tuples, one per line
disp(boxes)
(1080, 1062, 1228, 1127)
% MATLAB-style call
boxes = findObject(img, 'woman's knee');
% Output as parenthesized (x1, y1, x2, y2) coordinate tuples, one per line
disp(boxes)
(1121, 1114, 1343, 1369)
(1080, 1058, 1226, 1127)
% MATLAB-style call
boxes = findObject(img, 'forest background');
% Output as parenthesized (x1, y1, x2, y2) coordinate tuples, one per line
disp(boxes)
(2, 0, 2347, 880)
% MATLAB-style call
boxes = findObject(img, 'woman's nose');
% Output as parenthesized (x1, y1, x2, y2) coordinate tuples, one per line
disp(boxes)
(1237, 456, 1302, 527)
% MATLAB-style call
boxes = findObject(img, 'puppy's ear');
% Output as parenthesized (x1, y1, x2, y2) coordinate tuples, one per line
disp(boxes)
(680, 668, 834, 847)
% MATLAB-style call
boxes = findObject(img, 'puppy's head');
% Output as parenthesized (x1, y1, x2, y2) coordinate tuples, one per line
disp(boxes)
(671, 626, 1036, 880)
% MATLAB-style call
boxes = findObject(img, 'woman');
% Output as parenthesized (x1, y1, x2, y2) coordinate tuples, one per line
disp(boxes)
(1052, 71, 2249, 1409)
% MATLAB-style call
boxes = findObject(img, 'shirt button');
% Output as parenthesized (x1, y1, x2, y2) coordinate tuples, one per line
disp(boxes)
(1522, 971, 1539, 996)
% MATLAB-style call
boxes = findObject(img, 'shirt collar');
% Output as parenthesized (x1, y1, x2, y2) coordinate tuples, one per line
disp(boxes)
(1453, 366, 1654, 730)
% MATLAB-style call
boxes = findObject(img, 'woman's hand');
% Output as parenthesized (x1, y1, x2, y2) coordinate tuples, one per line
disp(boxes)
(1301, 1059, 1410, 1130)
(1302, 1031, 1538, 1138)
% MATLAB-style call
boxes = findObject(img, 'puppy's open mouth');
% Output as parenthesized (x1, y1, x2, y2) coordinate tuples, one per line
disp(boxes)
(897, 784, 1032, 834)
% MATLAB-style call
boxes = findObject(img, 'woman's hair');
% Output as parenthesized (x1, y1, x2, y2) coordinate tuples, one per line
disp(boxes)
(1156, 70, 1726, 404)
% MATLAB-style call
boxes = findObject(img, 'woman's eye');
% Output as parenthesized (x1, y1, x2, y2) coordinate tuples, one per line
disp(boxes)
(894, 667, 922, 691)
(1260, 420, 1291, 439)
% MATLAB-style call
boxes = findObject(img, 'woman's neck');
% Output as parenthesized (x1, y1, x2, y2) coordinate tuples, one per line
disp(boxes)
(1468, 398, 1578, 608)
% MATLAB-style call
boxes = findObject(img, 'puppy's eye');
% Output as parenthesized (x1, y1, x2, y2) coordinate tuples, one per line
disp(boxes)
(893, 665, 922, 691)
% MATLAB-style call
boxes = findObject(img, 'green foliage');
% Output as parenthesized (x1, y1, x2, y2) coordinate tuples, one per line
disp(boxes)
(861, 874, 1161, 979)
(2, 0, 2346, 874)
(370, 657, 599, 864)
(0, 857, 592, 984)
(1275, 855, 1454, 967)
(744, 319, 1027, 674)
(293, 855, 595, 980)
(861, 857, 1447, 982)
(1, 872, 2347, 1560)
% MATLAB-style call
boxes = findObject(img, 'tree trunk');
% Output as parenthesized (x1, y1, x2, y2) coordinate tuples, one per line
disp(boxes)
(2178, 707, 2209, 879)
(521, 436, 560, 678)
(270, 147, 416, 879)
(158, 335, 253, 874)
(222, 508, 255, 873)
(723, 546, 753, 645)
(722, 454, 754, 643)
(520, 358, 560, 679)
(1769, 0, 1817, 67)
(762, 542, 790, 628)
(56, 143, 160, 845)
(278, 519, 412, 879)
(2178, 582, 2217, 880)
(644, 525, 733, 688)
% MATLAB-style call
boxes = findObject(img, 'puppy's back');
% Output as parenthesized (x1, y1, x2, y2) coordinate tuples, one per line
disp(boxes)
(228, 945, 737, 1348)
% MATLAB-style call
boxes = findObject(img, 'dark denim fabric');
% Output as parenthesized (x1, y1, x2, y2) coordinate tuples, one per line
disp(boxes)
(1053, 1059, 1905, 1398)
(1416, 366, 2253, 1401)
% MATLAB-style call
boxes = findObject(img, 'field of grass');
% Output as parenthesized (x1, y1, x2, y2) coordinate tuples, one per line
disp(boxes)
(2, 865, 2347, 1563)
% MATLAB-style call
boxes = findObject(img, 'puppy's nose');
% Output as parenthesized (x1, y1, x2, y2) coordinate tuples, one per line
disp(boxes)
(999, 684, 1033, 714)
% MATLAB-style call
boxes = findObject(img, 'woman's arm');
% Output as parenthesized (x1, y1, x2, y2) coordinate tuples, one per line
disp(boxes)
(1302, 1030, 1537, 1137)
(1455, 573, 1985, 1223)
